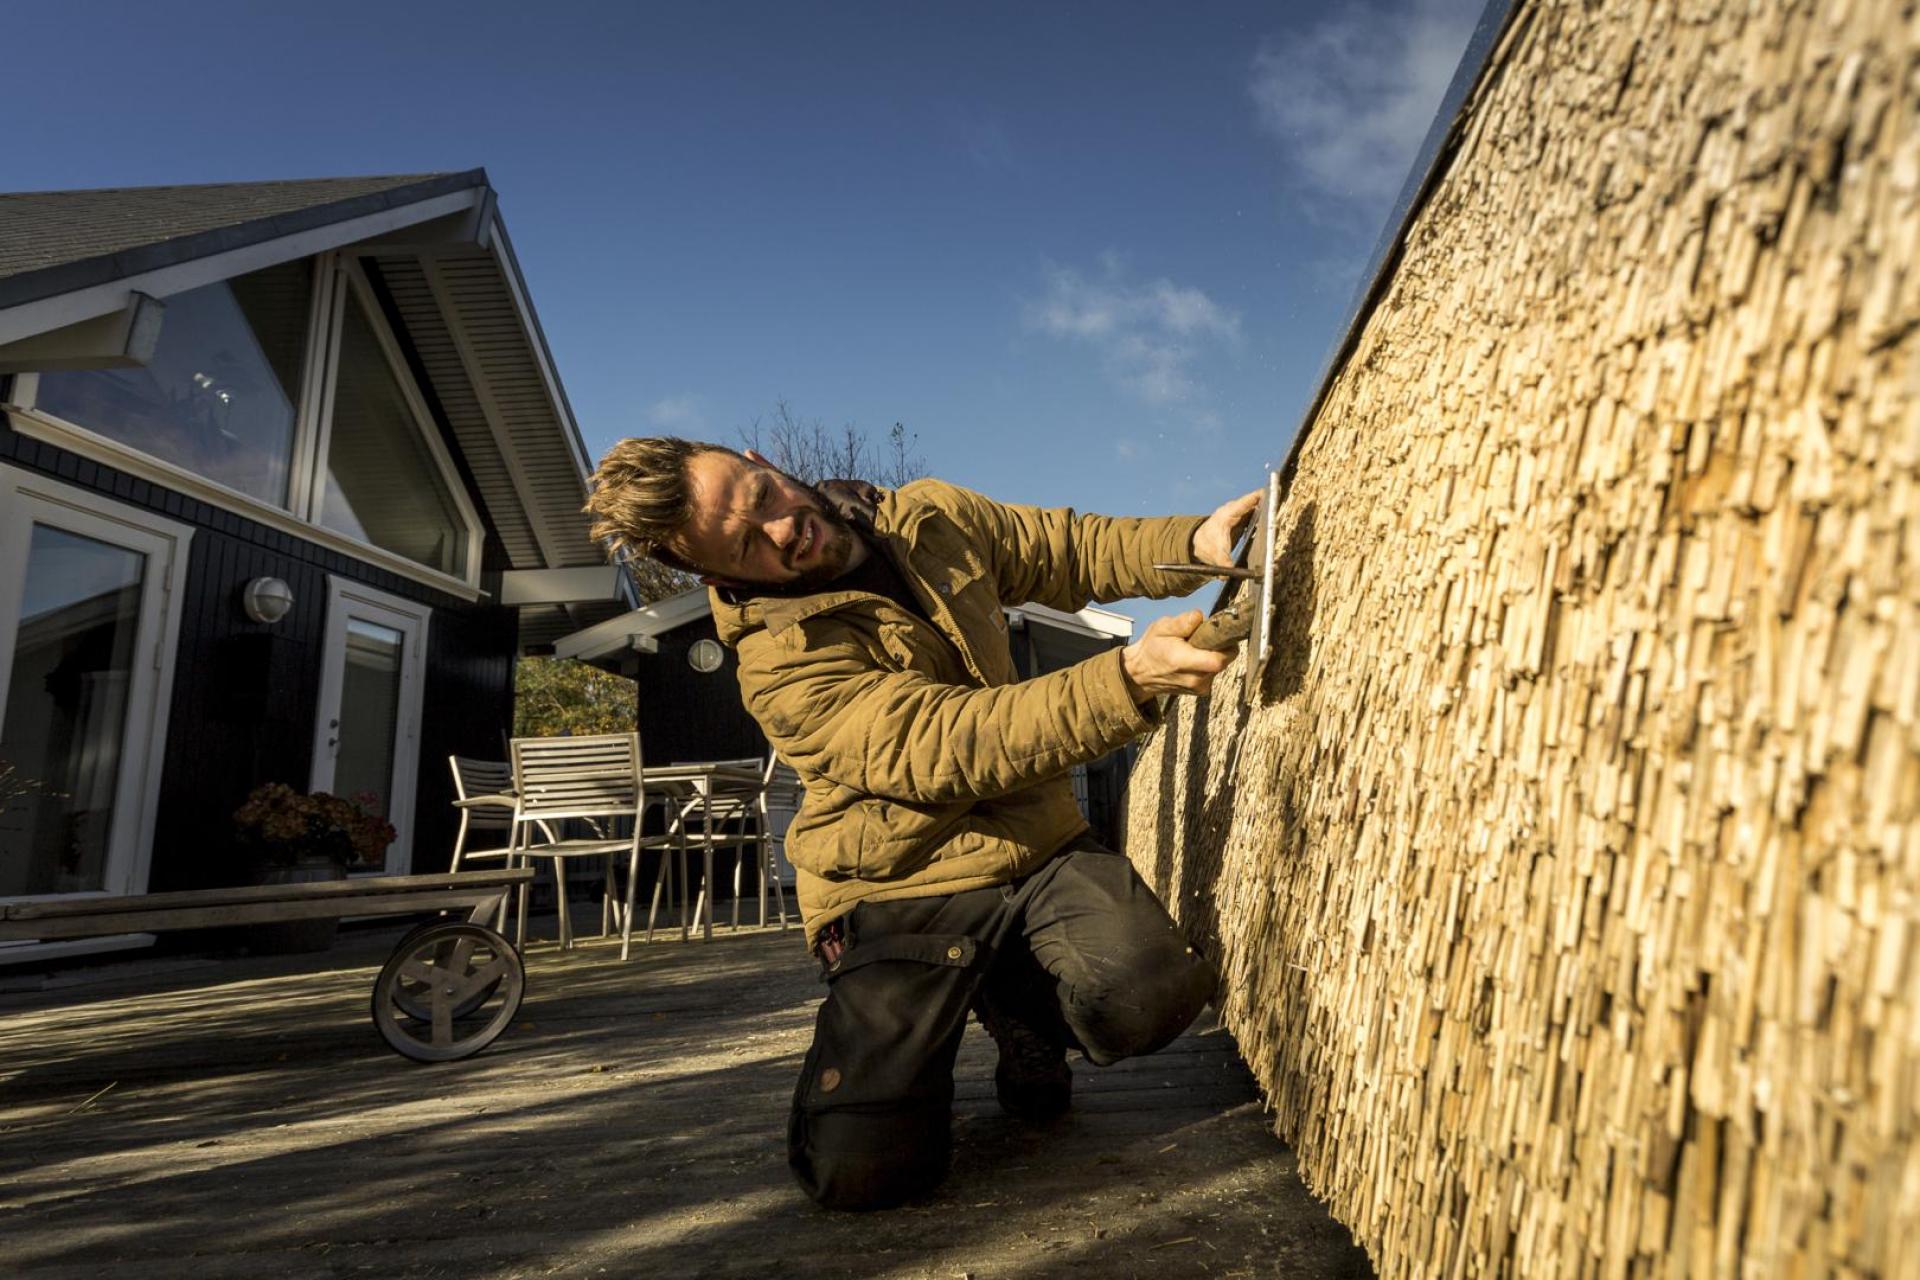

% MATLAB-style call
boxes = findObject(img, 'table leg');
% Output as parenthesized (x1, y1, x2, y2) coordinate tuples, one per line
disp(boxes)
(677, 812, 691, 942)
(757, 826, 769, 929)
(701, 795, 715, 942)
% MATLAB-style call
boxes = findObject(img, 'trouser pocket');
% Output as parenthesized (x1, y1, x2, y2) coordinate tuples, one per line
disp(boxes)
(788, 932, 986, 1210)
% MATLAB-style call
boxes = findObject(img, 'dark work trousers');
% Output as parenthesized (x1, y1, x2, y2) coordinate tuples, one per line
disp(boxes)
(787, 837, 1218, 1210)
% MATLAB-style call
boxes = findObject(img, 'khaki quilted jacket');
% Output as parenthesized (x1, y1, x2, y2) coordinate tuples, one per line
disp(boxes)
(709, 478, 1206, 949)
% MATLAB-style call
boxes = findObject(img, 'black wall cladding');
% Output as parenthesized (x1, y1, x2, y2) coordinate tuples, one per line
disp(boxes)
(0, 417, 518, 890)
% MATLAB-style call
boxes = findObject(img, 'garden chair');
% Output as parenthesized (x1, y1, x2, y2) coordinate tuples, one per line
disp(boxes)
(449, 754, 557, 935)
(448, 756, 516, 871)
(671, 754, 795, 932)
(507, 733, 679, 960)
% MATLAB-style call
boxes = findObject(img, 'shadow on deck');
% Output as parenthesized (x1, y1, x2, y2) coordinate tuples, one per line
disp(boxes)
(0, 917, 1371, 1280)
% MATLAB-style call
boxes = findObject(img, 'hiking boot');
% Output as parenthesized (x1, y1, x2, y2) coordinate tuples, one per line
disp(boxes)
(974, 996, 1072, 1121)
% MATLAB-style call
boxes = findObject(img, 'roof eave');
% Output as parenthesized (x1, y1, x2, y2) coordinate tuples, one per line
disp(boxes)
(0, 170, 489, 317)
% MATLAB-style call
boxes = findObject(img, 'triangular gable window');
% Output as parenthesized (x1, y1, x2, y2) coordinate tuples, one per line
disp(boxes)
(316, 281, 471, 579)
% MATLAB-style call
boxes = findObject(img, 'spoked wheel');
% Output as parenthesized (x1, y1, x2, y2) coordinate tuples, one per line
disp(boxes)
(372, 921, 525, 1062)
(388, 920, 503, 1021)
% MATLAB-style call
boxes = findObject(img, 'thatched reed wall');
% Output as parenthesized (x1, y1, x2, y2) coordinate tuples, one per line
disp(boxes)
(1125, 1, 1920, 1275)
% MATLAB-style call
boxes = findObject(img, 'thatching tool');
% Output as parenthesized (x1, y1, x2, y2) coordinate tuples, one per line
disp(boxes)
(1153, 469, 1280, 703)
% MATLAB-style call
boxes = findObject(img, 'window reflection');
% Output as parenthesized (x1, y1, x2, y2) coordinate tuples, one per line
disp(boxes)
(35, 260, 312, 507)
(0, 525, 145, 897)
(333, 619, 402, 870)
(319, 288, 469, 577)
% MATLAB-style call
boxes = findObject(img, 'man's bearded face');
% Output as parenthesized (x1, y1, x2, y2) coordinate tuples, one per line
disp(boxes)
(673, 450, 859, 588)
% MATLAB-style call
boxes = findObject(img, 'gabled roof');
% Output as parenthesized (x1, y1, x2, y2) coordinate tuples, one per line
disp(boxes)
(0, 172, 485, 309)
(0, 171, 626, 641)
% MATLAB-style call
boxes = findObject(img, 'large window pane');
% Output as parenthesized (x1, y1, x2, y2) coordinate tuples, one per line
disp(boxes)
(35, 260, 312, 506)
(0, 525, 145, 897)
(319, 290, 469, 577)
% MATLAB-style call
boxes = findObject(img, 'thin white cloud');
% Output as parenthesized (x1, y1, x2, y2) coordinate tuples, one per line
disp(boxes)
(1024, 260, 1240, 407)
(1249, 0, 1482, 205)
(646, 394, 707, 434)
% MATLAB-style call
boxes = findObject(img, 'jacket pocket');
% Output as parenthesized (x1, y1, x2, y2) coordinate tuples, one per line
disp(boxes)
(785, 783, 868, 879)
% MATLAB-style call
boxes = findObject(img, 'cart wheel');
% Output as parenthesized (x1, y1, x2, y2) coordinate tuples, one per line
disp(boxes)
(372, 922, 525, 1062)
(389, 920, 504, 1022)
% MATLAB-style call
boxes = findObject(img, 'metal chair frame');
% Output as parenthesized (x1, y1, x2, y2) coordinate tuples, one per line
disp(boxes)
(754, 754, 801, 932)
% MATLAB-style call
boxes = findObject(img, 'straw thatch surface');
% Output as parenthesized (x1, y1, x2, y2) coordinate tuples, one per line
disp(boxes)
(1126, 1, 1920, 1276)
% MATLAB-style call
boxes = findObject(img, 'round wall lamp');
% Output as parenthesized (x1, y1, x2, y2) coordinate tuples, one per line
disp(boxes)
(241, 576, 295, 625)
(687, 637, 725, 673)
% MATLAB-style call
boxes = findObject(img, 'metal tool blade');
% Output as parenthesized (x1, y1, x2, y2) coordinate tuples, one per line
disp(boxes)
(1243, 469, 1280, 704)
(1153, 562, 1261, 581)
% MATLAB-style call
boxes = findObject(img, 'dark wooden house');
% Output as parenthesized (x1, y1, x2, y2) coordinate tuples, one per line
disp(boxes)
(556, 588, 1139, 846)
(0, 172, 630, 962)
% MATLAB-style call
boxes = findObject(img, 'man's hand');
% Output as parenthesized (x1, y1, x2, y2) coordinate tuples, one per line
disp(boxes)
(1192, 489, 1262, 568)
(1121, 610, 1233, 700)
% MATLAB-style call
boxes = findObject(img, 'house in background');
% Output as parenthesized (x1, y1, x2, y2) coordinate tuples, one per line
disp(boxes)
(555, 588, 1139, 848)
(0, 171, 630, 961)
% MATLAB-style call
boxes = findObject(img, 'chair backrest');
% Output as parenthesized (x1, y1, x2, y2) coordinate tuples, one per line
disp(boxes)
(762, 754, 804, 807)
(449, 756, 515, 831)
(510, 733, 644, 821)
(449, 755, 513, 800)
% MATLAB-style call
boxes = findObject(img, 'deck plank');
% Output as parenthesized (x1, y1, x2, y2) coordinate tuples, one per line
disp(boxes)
(0, 919, 1371, 1279)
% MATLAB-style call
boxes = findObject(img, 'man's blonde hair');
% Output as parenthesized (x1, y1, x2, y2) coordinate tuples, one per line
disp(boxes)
(585, 436, 737, 568)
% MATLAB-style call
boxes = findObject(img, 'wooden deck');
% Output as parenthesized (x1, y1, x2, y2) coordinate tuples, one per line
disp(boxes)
(0, 918, 1372, 1279)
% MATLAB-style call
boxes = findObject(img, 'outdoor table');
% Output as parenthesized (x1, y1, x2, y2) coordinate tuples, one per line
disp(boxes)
(0, 867, 535, 1062)
(644, 761, 765, 942)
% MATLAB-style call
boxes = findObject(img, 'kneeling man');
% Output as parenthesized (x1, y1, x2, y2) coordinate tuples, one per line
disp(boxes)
(587, 438, 1252, 1210)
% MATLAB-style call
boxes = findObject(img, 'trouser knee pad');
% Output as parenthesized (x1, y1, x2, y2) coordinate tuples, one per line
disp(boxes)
(1073, 948, 1220, 1065)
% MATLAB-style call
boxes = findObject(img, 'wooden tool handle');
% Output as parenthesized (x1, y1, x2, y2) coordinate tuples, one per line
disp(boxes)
(1150, 602, 1252, 715)
(1188, 599, 1254, 652)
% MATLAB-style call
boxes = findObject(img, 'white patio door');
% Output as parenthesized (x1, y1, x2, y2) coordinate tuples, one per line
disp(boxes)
(310, 577, 429, 875)
(0, 465, 189, 906)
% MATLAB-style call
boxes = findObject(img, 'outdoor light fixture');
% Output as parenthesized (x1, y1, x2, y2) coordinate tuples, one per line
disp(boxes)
(687, 638, 725, 673)
(241, 576, 295, 625)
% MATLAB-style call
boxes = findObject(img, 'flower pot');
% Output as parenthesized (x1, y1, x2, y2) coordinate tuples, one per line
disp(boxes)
(244, 858, 348, 955)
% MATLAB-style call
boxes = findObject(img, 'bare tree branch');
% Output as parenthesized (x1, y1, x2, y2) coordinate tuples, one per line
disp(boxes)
(739, 400, 925, 489)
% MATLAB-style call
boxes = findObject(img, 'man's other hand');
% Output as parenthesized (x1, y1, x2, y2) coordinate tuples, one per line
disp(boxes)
(1192, 488, 1262, 568)
(1121, 611, 1233, 700)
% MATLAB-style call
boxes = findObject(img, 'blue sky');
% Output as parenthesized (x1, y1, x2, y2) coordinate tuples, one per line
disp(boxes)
(10, 0, 1483, 623)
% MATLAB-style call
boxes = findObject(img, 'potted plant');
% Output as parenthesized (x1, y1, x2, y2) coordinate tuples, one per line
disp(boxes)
(231, 783, 396, 953)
